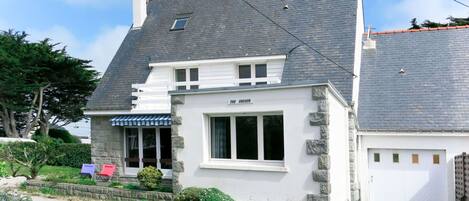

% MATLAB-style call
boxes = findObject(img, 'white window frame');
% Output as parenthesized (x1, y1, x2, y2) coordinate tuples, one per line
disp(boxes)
(174, 67, 199, 90)
(236, 63, 268, 85)
(205, 112, 285, 169)
(170, 17, 189, 31)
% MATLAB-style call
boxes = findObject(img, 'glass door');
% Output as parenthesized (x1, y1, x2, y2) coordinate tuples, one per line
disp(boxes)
(142, 128, 157, 167)
(124, 128, 140, 175)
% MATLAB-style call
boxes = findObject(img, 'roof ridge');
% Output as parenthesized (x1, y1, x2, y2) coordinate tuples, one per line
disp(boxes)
(367, 25, 469, 35)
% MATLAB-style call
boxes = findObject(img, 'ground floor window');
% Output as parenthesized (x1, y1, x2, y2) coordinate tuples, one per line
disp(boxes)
(209, 113, 284, 161)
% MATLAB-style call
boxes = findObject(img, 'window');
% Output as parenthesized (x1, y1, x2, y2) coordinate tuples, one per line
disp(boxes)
(412, 154, 419, 164)
(170, 17, 189, 31)
(175, 68, 199, 90)
(433, 154, 440, 164)
(209, 114, 284, 161)
(374, 153, 380, 162)
(238, 64, 268, 86)
(393, 153, 399, 163)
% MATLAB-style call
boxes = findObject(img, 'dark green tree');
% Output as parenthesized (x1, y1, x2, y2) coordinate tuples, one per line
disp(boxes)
(409, 16, 469, 29)
(0, 30, 99, 137)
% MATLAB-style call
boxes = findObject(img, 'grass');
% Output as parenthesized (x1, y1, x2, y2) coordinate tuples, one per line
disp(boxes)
(5, 162, 80, 178)
(108, 181, 172, 193)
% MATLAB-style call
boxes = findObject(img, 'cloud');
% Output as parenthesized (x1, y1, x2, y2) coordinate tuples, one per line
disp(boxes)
(385, 0, 469, 29)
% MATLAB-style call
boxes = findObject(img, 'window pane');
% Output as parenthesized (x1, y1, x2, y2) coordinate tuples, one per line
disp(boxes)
(171, 18, 188, 30)
(236, 116, 258, 160)
(142, 128, 157, 167)
(239, 82, 251, 86)
(238, 65, 251, 79)
(433, 154, 440, 164)
(159, 128, 172, 169)
(412, 154, 419, 164)
(175, 69, 186, 82)
(256, 82, 267, 85)
(255, 64, 267, 78)
(263, 115, 284, 160)
(190, 85, 199, 89)
(374, 153, 380, 162)
(211, 117, 231, 159)
(190, 68, 198, 81)
(393, 153, 399, 163)
(125, 128, 139, 168)
(177, 86, 187, 91)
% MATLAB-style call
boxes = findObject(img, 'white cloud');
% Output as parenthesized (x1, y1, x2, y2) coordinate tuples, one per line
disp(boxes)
(386, 0, 469, 28)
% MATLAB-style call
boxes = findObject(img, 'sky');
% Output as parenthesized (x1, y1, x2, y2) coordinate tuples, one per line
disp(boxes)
(0, 0, 468, 137)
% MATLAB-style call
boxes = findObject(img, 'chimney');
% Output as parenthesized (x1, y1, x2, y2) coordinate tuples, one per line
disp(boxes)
(132, 0, 147, 29)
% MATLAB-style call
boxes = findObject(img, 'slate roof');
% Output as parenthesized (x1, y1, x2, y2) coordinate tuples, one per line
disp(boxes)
(358, 27, 469, 131)
(86, 0, 359, 111)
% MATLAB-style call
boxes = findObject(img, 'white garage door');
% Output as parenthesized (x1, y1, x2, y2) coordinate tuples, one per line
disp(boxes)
(368, 149, 447, 201)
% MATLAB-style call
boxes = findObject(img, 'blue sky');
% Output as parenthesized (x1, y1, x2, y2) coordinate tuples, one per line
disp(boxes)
(1, 0, 468, 136)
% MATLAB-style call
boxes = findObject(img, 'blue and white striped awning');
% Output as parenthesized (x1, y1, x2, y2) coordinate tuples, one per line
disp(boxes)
(110, 114, 171, 126)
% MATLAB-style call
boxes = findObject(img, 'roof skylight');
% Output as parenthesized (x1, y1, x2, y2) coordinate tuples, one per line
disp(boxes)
(171, 17, 189, 31)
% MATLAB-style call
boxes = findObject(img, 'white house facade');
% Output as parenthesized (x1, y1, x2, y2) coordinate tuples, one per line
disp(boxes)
(84, 0, 469, 200)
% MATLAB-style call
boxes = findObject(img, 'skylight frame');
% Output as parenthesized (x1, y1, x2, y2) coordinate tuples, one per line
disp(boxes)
(170, 17, 190, 31)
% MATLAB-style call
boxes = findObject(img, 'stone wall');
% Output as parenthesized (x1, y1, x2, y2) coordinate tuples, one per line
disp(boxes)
(91, 116, 125, 176)
(348, 111, 360, 201)
(26, 181, 173, 201)
(170, 95, 185, 193)
(307, 86, 331, 201)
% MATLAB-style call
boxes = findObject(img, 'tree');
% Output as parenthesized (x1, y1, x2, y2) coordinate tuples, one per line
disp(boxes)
(409, 16, 469, 29)
(0, 30, 99, 138)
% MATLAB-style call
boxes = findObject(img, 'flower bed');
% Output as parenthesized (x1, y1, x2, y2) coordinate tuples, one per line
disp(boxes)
(25, 180, 173, 201)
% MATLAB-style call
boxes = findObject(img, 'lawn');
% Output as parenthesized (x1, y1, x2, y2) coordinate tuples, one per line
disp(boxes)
(6, 162, 80, 178)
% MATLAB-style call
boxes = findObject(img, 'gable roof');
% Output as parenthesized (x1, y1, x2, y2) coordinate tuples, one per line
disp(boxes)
(358, 27, 469, 132)
(86, 0, 359, 111)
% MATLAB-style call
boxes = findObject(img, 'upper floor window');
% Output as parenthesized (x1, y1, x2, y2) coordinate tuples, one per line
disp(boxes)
(170, 17, 189, 31)
(175, 68, 198, 90)
(238, 64, 267, 86)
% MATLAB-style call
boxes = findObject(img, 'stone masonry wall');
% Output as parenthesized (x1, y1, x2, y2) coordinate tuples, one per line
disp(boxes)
(307, 86, 331, 201)
(171, 95, 185, 193)
(91, 116, 125, 176)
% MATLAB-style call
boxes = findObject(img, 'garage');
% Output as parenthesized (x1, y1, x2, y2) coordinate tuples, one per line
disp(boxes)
(368, 149, 447, 201)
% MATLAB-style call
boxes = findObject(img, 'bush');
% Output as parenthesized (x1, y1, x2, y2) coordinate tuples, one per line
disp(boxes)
(44, 174, 96, 186)
(137, 166, 163, 190)
(49, 143, 91, 168)
(174, 187, 235, 201)
(0, 137, 61, 179)
(0, 161, 8, 177)
(33, 128, 81, 144)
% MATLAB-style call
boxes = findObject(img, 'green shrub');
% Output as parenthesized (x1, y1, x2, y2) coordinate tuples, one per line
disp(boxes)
(49, 143, 91, 168)
(44, 174, 96, 186)
(174, 187, 235, 201)
(0, 161, 8, 177)
(33, 128, 81, 144)
(0, 191, 32, 201)
(39, 187, 58, 195)
(137, 166, 163, 190)
(109, 181, 124, 188)
(123, 183, 141, 190)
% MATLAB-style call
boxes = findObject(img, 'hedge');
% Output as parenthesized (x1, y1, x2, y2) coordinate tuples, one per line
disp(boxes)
(33, 128, 81, 144)
(50, 144, 91, 168)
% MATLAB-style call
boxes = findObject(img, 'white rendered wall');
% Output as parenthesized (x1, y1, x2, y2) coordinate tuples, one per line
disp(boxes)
(175, 86, 351, 201)
(351, 0, 364, 112)
(328, 92, 351, 201)
(358, 133, 469, 201)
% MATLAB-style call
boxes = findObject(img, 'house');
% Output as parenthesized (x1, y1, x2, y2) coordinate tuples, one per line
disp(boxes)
(85, 0, 363, 200)
(357, 26, 469, 201)
(84, 0, 469, 200)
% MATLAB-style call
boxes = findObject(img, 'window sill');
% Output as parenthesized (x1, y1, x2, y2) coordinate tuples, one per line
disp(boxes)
(199, 162, 288, 172)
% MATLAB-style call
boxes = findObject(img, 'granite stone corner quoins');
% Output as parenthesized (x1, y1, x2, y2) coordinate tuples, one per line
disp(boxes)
(312, 170, 329, 182)
(306, 139, 329, 155)
(312, 87, 328, 100)
(318, 154, 330, 170)
(320, 182, 331, 195)
(307, 194, 330, 201)
(310, 112, 329, 126)
(171, 95, 185, 105)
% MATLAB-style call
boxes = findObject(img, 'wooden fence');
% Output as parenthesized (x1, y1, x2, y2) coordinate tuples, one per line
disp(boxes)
(455, 152, 469, 201)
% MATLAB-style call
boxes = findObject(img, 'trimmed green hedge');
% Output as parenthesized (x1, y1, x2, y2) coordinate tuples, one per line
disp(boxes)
(50, 144, 91, 168)
(33, 128, 81, 144)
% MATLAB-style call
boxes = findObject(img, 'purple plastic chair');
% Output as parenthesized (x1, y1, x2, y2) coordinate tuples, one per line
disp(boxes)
(80, 164, 95, 177)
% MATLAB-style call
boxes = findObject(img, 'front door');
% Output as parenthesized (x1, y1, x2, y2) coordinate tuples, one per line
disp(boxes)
(124, 128, 172, 177)
(368, 149, 447, 201)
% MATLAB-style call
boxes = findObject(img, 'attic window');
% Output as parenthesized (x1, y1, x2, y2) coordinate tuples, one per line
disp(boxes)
(171, 17, 189, 31)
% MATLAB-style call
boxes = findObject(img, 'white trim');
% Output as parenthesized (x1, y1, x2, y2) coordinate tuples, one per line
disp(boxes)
(200, 162, 288, 172)
(149, 55, 286, 68)
(84, 110, 167, 116)
(358, 131, 469, 137)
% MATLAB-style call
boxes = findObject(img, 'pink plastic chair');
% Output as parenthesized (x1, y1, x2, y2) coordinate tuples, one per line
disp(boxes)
(96, 164, 116, 181)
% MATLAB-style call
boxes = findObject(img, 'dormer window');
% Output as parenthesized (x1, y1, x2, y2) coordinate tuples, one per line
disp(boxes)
(171, 17, 189, 31)
(238, 64, 268, 86)
(175, 68, 198, 90)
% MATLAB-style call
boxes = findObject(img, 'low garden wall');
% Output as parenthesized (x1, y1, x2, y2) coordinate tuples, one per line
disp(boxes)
(26, 180, 173, 201)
